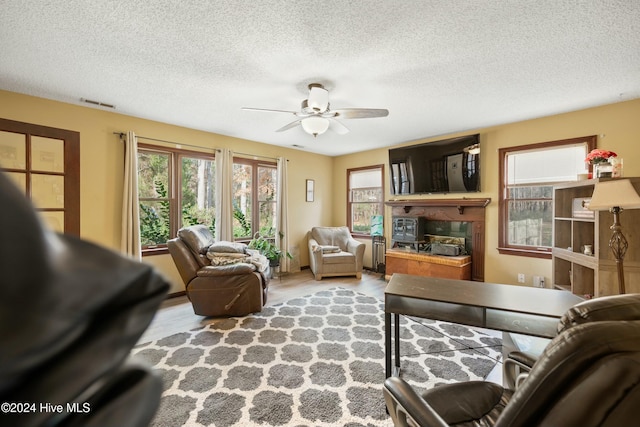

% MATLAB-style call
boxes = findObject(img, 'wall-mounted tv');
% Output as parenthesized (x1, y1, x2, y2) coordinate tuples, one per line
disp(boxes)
(389, 134, 480, 195)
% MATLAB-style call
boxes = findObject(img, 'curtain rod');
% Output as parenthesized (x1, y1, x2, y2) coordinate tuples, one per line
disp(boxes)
(113, 132, 282, 162)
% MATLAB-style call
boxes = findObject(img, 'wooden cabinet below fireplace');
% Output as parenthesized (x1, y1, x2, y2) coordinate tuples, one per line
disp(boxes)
(385, 248, 471, 281)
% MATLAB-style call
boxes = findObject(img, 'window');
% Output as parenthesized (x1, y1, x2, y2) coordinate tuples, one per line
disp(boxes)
(181, 156, 216, 230)
(138, 149, 171, 248)
(348, 165, 384, 236)
(137, 144, 215, 251)
(0, 118, 80, 235)
(498, 136, 596, 258)
(232, 158, 277, 240)
(137, 145, 277, 252)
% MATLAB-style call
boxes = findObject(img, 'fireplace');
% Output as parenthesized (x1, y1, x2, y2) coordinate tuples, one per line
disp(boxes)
(391, 217, 426, 249)
(386, 198, 491, 281)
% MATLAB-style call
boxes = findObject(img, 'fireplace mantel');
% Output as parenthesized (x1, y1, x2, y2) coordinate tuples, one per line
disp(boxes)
(386, 198, 491, 214)
(385, 198, 491, 281)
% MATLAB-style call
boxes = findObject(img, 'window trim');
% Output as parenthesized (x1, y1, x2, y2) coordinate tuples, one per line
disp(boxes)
(0, 118, 80, 235)
(347, 164, 385, 238)
(232, 157, 277, 242)
(138, 143, 215, 255)
(497, 136, 596, 258)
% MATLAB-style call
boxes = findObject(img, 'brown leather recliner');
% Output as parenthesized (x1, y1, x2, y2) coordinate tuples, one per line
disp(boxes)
(0, 172, 169, 427)
(383, 294, 640, 427)
(167, 225, 270, 316)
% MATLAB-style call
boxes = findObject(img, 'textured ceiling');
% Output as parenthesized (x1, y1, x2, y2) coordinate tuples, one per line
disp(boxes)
(1, 1, 639, 156)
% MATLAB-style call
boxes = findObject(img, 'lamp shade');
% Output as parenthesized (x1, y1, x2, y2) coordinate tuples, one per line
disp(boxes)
(301, 116, 329, 136)
(588, 179, 640, 210)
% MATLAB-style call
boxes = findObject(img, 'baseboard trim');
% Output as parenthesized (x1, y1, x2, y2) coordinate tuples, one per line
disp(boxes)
(167, 290, 186, 299)
(301, 265, 376, 272)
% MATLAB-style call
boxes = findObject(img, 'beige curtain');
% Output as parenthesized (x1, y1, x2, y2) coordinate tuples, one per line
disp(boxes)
(121, 131, 141, 260)
(215, 148, 234, 241)
(276, 157, 290, 272)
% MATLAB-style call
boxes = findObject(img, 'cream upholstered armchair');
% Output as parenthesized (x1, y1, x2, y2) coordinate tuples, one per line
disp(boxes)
(308, 226, 365, 280)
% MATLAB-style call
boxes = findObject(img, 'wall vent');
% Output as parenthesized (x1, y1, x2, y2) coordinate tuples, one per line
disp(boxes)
(81, 98, 116, 109)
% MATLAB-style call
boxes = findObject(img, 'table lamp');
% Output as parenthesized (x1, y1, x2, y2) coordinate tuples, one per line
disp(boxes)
(588, 179, 640, 294)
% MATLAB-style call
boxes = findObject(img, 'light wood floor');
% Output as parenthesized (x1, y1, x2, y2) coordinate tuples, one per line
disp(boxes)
(139, 268, 388, 343)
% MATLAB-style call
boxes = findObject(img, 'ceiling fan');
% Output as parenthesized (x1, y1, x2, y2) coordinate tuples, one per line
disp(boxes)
(241, 83, 389, 137)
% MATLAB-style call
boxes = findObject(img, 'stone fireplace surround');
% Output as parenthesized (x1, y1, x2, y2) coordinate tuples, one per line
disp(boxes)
(385, 198, 491, 281)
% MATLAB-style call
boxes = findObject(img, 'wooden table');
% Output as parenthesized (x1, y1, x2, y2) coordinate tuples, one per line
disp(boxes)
(384, 274, 584, 378)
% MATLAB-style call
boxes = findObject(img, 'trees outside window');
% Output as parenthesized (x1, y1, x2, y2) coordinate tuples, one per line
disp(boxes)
(138, 150, 171, 247)
(181, 156, 215, 230)
(498, 136, 596, 258)
(348, 165, 384, 236)
(137, 145, 277, 252)
(232, 158, 277, 240)
(257, 165, 277, 236)
(137, 144, 215, 251)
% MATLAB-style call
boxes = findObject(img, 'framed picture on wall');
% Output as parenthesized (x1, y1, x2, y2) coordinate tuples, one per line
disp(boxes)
(306, 179, 314, 202)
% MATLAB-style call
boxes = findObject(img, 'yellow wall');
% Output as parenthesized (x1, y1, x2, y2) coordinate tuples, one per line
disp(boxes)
(0, 90, 334, 293)
(334, 98, 640, 286)
(2, 89, 639, 291)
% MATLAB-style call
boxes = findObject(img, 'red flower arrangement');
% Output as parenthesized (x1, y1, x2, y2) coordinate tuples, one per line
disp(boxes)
(585, 149, 617, 165)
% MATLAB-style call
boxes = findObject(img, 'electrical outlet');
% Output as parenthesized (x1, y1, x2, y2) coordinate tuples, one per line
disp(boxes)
(533, 275, 543, 287)
(518, 273, 525, 283)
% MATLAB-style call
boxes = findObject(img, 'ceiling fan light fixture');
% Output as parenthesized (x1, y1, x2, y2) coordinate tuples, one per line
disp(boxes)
(301, 116, 329, 137)
(242, 83, 388, 137)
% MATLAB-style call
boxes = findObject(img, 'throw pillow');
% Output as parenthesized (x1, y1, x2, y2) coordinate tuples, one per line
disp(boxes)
(208, 241, 247, 254)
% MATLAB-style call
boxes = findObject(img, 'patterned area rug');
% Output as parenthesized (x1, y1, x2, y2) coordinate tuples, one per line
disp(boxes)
(133, 288, 502, 427)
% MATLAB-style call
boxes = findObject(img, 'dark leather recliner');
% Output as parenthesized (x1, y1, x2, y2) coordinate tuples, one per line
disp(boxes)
(167, 225, 270, 316)
(504, 293, 640, 389)
(383, 294, 640, 427)
(0, 172, 169, 427)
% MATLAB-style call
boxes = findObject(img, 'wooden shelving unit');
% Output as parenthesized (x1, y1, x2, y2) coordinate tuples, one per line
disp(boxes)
(552, 178, 640, 297)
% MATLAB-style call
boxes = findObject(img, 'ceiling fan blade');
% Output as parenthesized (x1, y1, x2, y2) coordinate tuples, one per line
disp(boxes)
(332, 108, 389, 119)
(275, 119, 302, 132)
(328, 118, 349, 135)
(241, 107, 298, 115)
(308, 84, 329, 112)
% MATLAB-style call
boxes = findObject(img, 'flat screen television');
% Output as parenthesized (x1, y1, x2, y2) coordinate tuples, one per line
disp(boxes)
(389, 134, 480, 195)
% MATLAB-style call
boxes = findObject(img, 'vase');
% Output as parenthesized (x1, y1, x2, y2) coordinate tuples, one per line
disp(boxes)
(594, 162, 613, 178)
(611, 157, 624, 178)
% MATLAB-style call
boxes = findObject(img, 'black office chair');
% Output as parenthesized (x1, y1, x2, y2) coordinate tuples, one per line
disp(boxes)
(384, 315, 640, 426)
(504, 293, 640, 389)
(0, 171, 169, 427)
